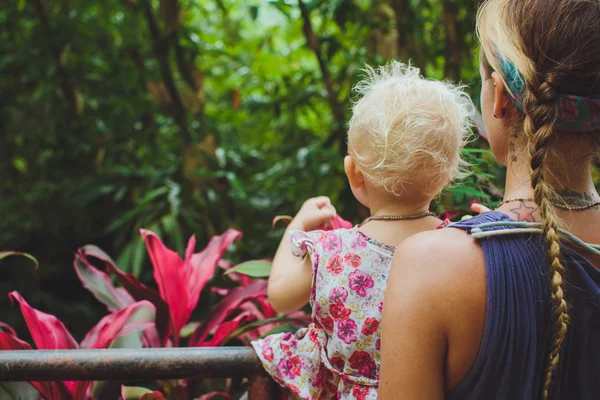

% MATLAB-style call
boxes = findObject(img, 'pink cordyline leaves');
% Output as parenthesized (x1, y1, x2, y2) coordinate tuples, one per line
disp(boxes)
(140, 228, 242, 345)
(1, 292, 157, 400)
(74, 228, 241, 346)
(75, 245, 171, 343)
(189, 278, 310, 347)
(189, 280, 268, 346)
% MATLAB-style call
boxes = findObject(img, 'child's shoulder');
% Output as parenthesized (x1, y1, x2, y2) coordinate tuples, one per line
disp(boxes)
(310, 226, 358, 243)
(307, 226, 395, 255)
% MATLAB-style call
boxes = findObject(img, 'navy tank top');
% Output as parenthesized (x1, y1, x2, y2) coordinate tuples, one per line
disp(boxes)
(446, 211, 600, 400)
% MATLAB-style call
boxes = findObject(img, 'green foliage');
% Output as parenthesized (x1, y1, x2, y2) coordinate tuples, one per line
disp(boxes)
(225, 260, 272, 278)
(0, 0, 491, 337)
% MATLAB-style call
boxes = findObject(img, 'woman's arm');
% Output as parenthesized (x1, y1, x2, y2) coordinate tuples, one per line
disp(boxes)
(379, 228, 485, 399)
(267, 197, 336, 313)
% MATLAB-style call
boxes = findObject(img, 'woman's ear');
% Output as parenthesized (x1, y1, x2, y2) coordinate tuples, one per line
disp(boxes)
(491, 71, 512, 119)
(344, 156, 369, 207)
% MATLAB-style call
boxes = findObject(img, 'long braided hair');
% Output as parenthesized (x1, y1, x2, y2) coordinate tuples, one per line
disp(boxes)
(477, 0, 600, 398)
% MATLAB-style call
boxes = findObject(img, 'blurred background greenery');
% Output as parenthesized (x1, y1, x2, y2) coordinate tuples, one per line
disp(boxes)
(1, 0, 503, 338)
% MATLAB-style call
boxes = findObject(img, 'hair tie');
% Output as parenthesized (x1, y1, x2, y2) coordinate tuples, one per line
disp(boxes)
(492, 52, 600, 132)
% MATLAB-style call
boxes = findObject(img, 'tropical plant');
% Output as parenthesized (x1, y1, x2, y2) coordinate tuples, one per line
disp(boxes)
(0, 225, 312, 399)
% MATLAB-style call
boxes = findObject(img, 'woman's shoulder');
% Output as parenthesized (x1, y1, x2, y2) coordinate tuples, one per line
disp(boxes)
(394, 223, 483, 272)
(383, 222, 488, 389)
(387, 223, 486, 327)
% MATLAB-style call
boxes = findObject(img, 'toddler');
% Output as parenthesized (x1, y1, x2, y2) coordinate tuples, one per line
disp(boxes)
(251, 61, 473, 399)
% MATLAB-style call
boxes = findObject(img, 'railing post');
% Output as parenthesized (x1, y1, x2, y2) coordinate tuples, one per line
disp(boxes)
(248, 372, 280, 400)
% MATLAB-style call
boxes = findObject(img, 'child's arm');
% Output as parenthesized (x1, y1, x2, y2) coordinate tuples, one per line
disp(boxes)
(268, 197, 337, 313)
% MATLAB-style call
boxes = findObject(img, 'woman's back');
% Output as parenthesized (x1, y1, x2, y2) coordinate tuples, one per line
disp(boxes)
(447, 211, 600, 399)
(378, 0, 600, 398)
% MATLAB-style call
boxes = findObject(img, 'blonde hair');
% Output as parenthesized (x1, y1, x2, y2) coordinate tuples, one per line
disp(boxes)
(477, 0, 600, 398)
(347, 61, 473, 197)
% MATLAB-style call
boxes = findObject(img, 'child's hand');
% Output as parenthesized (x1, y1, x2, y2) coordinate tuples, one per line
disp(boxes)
(289, 197, 337, 232)
(471, 203, 492, 214)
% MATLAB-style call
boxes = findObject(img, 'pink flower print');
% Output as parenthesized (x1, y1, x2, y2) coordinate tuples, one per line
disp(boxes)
(352, 386, 371, 400)
(349, 235, 367, 251)
(289, 385, 301, 397)
(561, 98, 579, 120)
(329, 287, 348, 304)
(370, 251, 390, 274)
(378, 301, 383, 313)
(290, 355, 302, 376)
(309, 328, 319, 344)
(321, 316, 334, 333)
(323, 232, 343, 255)
(327, 255, 344, 275)
(348, 269, 375, 297)
(277, 359, 297, 380)
(314, 303, 322, 317)
(313, 366, 324, 387)
(337, 319, 358, 344)
(360, 288, 383, 310)
(359, 360, 378, 380)
(349, 350, 372, 370)
(330, 356, 345, 372)
(262, 346, 274, 362)
(375, 338, 381, 350)
(329, 303, 351, 320)
(324, 373, 338, 394)
(344, 252, 362, 268)
(361, 317, 379, 335)
(280, 341, 293, 357)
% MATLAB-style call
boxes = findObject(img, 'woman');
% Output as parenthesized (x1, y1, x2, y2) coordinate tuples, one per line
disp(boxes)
(379, 0, 600, 399)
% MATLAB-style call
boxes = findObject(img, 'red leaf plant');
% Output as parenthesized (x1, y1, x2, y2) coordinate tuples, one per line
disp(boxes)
(141, 228, 242, 346)
(75, 229, 242, 346)
(0, 292, 157, 400)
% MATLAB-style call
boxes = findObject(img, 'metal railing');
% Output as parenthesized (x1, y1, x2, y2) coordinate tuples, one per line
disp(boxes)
(0, 347, 279, 399)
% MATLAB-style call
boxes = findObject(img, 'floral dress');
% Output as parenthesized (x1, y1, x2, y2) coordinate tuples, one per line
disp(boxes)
(251, 226, 397, 400)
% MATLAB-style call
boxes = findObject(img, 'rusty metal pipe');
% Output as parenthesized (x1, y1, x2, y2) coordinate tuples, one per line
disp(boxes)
(248, 373, 280, 400)
(0, 347, 263, 382)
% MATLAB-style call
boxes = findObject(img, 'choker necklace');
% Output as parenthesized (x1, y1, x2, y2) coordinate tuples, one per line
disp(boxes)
(551, 200, 600, 211)
(497, 197, 600, 211)
(363, 211, 436, 224)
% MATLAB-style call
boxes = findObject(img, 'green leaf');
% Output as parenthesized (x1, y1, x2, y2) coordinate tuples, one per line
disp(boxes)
(225, 172, 247, 199)
(451, 185, 491, 199)
(249, 5, 259, 20)
(224, 316, 309, 344)
(180, 322, 200, 339)
(0, 382, 41, 400)
(262, 322, 299, 336)
(17, 0, 26, 11)
(224, 260, 272, 278)
(0, 252, 39, 270)
(121, 386, 154, 400)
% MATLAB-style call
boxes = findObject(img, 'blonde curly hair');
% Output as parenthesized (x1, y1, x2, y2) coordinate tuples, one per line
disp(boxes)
(347, 61, 474, 196)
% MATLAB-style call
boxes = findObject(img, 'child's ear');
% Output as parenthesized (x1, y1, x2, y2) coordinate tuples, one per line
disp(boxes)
(344, 156, 364, 189)
(344, 156, 369, 207)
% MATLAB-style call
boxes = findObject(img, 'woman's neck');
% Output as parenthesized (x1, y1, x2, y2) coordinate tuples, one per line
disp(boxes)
(501, 134, 599, 222)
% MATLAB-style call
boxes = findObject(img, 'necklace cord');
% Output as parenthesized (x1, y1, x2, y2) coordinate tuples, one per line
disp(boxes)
(363, 211, 436, 225)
